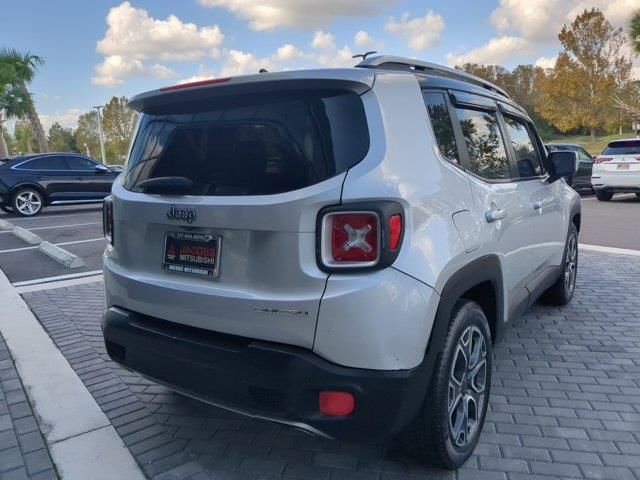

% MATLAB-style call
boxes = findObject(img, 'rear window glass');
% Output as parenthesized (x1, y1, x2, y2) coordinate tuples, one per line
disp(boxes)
(122, 90, 369, 196)
(603, 140, 640, 155)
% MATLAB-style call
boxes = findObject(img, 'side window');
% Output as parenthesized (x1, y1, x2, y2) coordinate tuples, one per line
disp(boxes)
(423, 92, 459, 165)
(502, 116, 543, 178)
(21, 156, 69, 170)
(455, 107, 511, 180)
(67, 156, 98, 171)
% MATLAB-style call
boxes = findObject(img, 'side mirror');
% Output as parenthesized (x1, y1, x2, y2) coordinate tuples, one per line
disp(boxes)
(95, 164, 110, 174)
(547, 151, 578, 182)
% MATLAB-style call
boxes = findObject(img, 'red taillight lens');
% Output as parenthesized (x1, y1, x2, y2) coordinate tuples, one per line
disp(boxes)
(594, 156, 613, 163)
(319, 391, 355, 416)
(328, 212, 379, 264)
(103, 197, 113, 245)
(389, 214, 402, 251)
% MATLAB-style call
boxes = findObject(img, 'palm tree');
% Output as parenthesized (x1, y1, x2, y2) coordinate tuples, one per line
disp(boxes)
(631, 9, 640, 55)
(0, 48, 48, 152)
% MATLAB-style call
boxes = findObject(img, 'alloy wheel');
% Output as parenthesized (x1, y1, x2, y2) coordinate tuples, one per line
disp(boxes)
(448, 325, 487, 448)
(15, 191, 42, 216)
(564, 234, 577, 293)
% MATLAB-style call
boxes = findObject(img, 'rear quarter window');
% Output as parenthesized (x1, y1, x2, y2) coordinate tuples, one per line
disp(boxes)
(122, 89, 369, 196)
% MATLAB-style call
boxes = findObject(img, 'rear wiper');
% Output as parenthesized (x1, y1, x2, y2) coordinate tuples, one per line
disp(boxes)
(136, 176, 194, 194)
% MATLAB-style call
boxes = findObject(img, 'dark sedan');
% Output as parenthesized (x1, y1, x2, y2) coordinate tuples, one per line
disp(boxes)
(0, 153, 120, 216)
(546, 143, 593, 193)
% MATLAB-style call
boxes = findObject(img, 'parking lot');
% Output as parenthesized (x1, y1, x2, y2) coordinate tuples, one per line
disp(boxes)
(1, 194, 640, 480)
(0, 205, 104, 286)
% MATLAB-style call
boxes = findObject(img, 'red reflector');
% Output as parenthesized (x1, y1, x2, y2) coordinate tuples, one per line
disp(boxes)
(389, 214, 402, 251)
(594, 156, 613, 164)
(160, 77, 231, 91)
(319, 391, 355, 416)
(331, 213, 378, 262)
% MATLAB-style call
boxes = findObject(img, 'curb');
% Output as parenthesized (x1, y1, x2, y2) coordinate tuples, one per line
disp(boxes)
(39, 241, 86, 268)
(13, 226, 43, 245)
(0, 219, 14, 231)
(579, 243, 640, 257)
(0, 270, 146, 480)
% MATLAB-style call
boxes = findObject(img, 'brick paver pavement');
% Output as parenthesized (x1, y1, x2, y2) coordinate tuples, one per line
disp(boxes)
(21, 250, 640, 479)
(0, 334, 58, 480)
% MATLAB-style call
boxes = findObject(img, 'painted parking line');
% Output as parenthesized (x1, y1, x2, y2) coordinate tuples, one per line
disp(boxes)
(12, 270, 103, 287)
(7, 211, 100, 222)
(0, 221, 101, 233)
(15, 274, 104, 294)
(0, 237, 105, 254)
(579, 243, 640, 256)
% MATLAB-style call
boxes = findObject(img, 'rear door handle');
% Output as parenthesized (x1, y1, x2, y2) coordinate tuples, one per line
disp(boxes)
(533, 197, 554, 210)
(485, 209, 507, 223)
(75, 176, 83, 180)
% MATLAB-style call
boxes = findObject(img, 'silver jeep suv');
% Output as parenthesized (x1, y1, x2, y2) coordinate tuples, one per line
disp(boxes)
(102, 56, 581, 468)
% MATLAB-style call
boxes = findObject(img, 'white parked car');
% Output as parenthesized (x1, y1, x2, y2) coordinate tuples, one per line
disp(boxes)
(101, 56, 581, 468)
(592, 139, 640, 201)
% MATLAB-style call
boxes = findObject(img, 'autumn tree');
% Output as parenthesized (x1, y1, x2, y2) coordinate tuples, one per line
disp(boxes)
(47, 122, 76, 152)
(102, 96, 137, 164)
(536, 9, 632, 140)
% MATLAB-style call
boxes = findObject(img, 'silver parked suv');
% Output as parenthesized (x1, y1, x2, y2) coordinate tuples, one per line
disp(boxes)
(102, 56, 581, 468)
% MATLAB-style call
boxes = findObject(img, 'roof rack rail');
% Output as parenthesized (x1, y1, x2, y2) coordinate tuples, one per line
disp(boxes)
(355, 55, 510, 99)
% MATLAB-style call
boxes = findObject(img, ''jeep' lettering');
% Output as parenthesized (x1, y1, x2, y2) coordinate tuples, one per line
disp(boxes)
(167, 205, 196, 223)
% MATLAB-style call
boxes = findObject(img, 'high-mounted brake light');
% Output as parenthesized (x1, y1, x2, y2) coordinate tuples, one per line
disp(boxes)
(594, 156, 613, 163)
(103, 196, 114, 246)
(160, 77, 231, 92)
(317, 202, 404, 272)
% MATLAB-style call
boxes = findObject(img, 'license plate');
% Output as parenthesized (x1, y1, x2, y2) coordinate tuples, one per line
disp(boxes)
(163, 232, 221, 278)
(618, 163, 630, 170)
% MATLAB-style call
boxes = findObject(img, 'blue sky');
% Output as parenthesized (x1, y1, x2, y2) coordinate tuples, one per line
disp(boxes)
(2, 0, 636, 132)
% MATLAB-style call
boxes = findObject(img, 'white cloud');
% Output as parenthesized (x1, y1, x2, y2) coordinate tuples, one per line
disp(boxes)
(446, 36, 532, 66)
(491, 0, 640, 43)
(354, 30, 384, 50)
(92, 2, 223, 86)
(384, 11, 444, 51)
(312, 31, 336, 50)
(97, 2, 224, 60)
(91, 55, 175, 87)
(39, 108, 83, 131)
(534, 55, 557, 69)
(198, 0, 396, 31)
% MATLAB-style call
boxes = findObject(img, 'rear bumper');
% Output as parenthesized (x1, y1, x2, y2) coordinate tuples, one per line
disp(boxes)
(591, 172, 640, 192)
(102, 306, 432, 441)
(592, 185, 640, 193)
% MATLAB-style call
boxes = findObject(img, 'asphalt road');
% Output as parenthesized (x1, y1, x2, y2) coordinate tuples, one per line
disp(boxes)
(579, 193, 640, 250)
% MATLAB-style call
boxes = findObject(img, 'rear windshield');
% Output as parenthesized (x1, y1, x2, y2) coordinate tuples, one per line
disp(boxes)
(602, 140, 640, 155)
(121, 89, 369, 196)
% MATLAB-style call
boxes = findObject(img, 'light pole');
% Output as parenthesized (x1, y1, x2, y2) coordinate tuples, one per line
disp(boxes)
(93, 105, 107, 165)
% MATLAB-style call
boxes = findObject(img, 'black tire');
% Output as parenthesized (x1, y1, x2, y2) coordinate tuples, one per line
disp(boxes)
(595, 190, 613, 201)
(540, 223, 578, 306)
(0, 205, 13, 214)
(636, 193, 640, 199)
(11, 188, 44, 217)
(402, 300, 492, 468)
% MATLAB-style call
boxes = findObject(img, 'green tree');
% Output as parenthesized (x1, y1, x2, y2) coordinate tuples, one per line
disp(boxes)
(74, 111, 100, 158)
(536, 9, 632, 140)
(47, 122, 76, 152)
(2, 128, 16, 156)
(0, 60, 31, 157)
(102, 96, 137, 164)
(0, 48, 48, 152)
(13, 119, 38, 154)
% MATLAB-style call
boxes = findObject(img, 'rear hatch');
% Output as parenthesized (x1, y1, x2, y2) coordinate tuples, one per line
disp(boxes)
(109, 71, 373, 348)
(596, 140, 640, 176)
